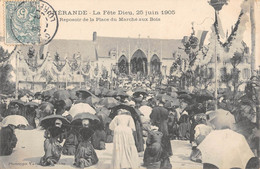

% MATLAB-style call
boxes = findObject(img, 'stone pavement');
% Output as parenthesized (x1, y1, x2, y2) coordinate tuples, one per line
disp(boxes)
(0, 129, 202, 169)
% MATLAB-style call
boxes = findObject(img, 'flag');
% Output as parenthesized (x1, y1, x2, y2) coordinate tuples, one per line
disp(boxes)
(39, 44, 49, 59)
(196, 30, 209, 49)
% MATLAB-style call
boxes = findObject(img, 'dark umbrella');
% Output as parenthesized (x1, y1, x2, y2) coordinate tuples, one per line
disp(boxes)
(170, 91, 178, 98)
(90, 87, 102, 96)
(39, 114, 70, 129)
(9, 100, 26, 106)
(194, 89, 214, 102)
(25, 102, 39, 107)
(101, 88, 110, 96)
(41, 88, 57, 98)
(95, 107, 110, 116)
(53, 90, 70, 101)
(160, 94, 175, 103)
(86, 96, 100, 105)
(68, 90, 77, 100)
(106, 90, 117, 97)
(133, 88, 148, 97)
(76, 89, 93, 98)
(177, 90, 190, 95)
(36, 102, 54, 119)
(116, 90, 129, 98)
(34, 92, 42, 97)
(18, 89, 34, 97)
(99, 97, 120, 108)
(109, 104, 140, 120)
(71, 112, 100, 126)
(177, 94, 193, 102)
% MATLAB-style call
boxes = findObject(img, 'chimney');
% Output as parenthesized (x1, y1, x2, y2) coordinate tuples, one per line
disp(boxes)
(93, 32, 97, 42)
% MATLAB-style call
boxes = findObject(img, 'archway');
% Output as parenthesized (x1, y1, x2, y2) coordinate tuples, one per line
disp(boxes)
(130, 49, 147, 75)
(150, 54, 161, 74)
(118, 55, 129, 75)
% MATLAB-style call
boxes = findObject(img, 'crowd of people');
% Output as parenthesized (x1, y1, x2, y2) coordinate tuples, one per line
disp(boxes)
(0, 75, 259, 169)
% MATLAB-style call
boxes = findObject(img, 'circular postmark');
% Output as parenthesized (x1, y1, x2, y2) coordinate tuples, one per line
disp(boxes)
(10, 0, 58, 45)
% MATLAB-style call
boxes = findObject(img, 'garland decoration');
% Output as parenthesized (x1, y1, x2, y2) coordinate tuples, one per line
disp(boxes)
(81, 61, 91, 76)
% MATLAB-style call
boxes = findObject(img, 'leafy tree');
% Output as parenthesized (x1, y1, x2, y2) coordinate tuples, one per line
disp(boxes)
(0, 64, 15, 95)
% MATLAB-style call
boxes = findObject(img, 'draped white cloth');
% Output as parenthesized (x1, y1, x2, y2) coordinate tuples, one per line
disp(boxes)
(109, 114, 140, 169)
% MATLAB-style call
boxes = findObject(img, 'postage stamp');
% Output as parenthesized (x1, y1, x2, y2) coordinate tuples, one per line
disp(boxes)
(4, 0, 58, 45)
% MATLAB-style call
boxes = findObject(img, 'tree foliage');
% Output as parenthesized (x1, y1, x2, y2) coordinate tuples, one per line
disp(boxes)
(0, 63, 15, 95)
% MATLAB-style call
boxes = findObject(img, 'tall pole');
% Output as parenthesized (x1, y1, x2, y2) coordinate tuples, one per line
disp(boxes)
(65, 57, 68, 89)
(214, 26, 218, 110)
(250, 0, 256, 75)
(79, 53, 82, 88)
(15, 51, 20, 99)
(214, 18, 218, 110)
(214, 11, 218, 110)
(128, 37, 131, 75)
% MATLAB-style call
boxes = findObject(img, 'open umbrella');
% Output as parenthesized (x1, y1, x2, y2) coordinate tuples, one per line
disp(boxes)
(0, 94, 8, 99)
(1, 115, 29, 127)
(99, 97, 120, 108)
(171, 87, 178, 92)
(206, 109, 235, 130)
(39, 114, 70, 129)
(86, 96, 100, 105)
(53, 90, 71, 101)
(116, 90, 129, 98)
(76, 89, 93, 99)
(170, 92, 178, 98)
(161, 94, 175, 103)
(110, 104, 140, 120)
(164, 99, 180, 109)
(71, 112, 100, 126)
(198, 129, 255, 169)
(69, 103, 96, 118)
(176, 90, 190, 95)
(177, 94, 193, 103)
(91, 88, 102, 96)
(101, 88, 110, 96)
(73, 112, 100, 121)
(68, 90, 77, 100)
(95, 107, 110, 116)
(194, 89, 214, 102)
(25, 102, 39, 107)
(18, 89, 34, 97)
(106, 90, 117, 97)
(41, 88, 57, 98)
(133, 88, 148, 97)
(9, 100, 26, 107)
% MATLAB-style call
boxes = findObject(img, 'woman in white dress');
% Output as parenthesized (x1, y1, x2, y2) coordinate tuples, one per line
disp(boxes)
(109, 110, 140, 169)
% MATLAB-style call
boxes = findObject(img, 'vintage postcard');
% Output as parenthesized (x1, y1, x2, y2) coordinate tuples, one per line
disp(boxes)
(0, 0, 260, 169)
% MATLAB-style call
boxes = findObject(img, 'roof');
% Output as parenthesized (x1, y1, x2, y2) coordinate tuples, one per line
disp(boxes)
(95, 36, 188, 59)
(16, 39, 96, 61)
(1, 35, 188, 61)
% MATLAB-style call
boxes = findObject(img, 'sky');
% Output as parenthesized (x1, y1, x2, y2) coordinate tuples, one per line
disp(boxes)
(0, 0, 259, 66)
